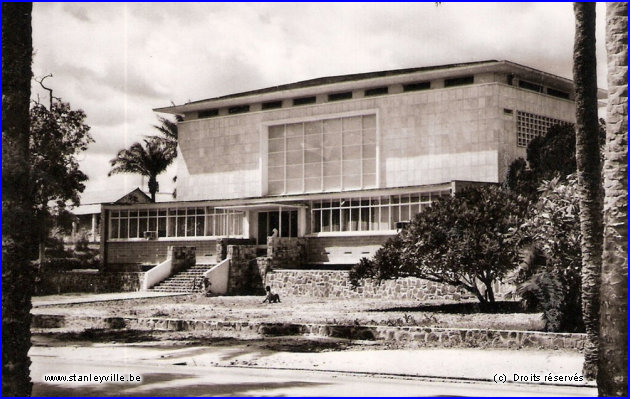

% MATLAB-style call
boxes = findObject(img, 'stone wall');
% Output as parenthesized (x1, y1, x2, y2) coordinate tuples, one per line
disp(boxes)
(34, 270, 143, 295)
(32, 313, 585, 351)
(226, 245, 265, 295)
(265, 270, 510, 301)
(170, 246, 196, 274)
(216, 238, 256, 262)
(267, 237, 307, 268)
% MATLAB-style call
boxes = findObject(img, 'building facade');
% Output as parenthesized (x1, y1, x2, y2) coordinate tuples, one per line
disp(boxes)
(102, 60, 577, 271)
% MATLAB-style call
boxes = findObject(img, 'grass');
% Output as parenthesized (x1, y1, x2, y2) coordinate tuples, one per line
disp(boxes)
(32, 295, 545, 332)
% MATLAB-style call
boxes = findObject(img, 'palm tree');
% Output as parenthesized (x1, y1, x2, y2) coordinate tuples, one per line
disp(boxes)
(152, 114, 182, 143)
(572, 2, 603, 380)
(2, 3, 35, 395)
(108, 136, 176, 202)
(152, 114, 182, 197)
(598, 3, 627, 396)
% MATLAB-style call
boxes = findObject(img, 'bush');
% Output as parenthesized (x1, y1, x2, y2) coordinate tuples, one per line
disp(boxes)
(43, 257, 83, 271)
(509, 175, 584, 332)
(350, 185, 529, 303)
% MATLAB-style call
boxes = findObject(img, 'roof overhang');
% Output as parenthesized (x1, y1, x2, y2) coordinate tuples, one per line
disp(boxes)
(215, 203, 306, 211)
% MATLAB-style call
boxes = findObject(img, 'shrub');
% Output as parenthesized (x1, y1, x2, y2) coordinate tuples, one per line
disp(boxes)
(509, 175, 584, 332)
(350, 185, 529, 303)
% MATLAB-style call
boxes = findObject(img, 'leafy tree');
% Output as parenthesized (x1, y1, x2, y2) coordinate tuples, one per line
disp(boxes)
(2, 3, 35, 395)
(506, 122, 605, 199)
(108, 136, 176, 202)
(598, 2, 627, 396)
(29, 101, 93, 261)
(509, 175, 583, 332)
(350, 186, 528, 303)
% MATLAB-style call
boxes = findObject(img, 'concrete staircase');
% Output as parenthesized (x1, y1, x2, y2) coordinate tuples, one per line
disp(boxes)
(150, 262, 215, 293)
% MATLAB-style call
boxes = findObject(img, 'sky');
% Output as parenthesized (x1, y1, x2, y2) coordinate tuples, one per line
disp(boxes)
(31, 2, 609, 205)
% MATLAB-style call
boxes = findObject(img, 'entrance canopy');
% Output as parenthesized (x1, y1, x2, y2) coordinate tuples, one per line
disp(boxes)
(215, 203, 306, 212)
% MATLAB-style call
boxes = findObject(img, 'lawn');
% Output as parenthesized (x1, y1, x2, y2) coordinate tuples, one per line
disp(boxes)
(33, 295, 545, 332)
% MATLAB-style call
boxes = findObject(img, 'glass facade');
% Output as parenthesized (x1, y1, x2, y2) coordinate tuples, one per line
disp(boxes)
(310, 191, 450, 233)
(268, 114, 377, 195)
(109, 207, 244, 240)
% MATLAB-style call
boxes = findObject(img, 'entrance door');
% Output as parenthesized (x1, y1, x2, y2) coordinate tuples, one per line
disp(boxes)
(257, 210, 298, 243)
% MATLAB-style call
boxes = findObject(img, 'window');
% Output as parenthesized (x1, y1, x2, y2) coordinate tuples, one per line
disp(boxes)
(198, 109, 219, 118)
(518, 80, 543, 93)
(546, 87, 570, 100)
(328, 91, 353, 102)
(228, 105, 249, 114)
(516, 111, 571, 147)
(109, 207, 243, 239)
(310, 191, 449, 233)
(364, 86, 388, 97)
(403, 81, 431, 92)
(444, 76, 474, 87)
(262, 100, 283, 110)
(293, 96, 316, 106)
(267, 114, 377, 195)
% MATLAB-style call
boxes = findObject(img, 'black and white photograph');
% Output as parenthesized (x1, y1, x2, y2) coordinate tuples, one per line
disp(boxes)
(2, 2, 627, 397)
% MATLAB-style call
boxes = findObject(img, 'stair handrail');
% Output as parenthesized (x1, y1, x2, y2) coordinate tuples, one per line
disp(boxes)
(203, 257, 230, 295)
(142, 257, 173, 290)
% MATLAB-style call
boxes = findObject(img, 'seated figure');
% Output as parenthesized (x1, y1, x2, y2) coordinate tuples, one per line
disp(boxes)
(262, 285, 281, 303)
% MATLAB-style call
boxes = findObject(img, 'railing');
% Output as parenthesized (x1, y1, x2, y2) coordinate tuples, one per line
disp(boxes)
(203, 258, 230, 295)
(142, 258, 173, 290)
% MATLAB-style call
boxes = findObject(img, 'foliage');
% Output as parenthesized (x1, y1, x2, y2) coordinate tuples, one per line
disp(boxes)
(509, 175, 584, 332)
(350, 185, 529, 303)
(506, 121, 605, 199)
(152, 114, 181, 143)
(30, 101, 93, 216)
(108, 136, 176, 202)
(109, 115, 180, 201)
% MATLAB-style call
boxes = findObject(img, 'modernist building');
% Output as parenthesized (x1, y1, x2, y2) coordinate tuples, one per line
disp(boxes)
(102, 60, 578, 271)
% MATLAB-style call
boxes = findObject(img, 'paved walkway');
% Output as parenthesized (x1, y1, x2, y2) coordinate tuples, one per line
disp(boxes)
(30, 342, 597, 392)
(32, 291, 188, 307)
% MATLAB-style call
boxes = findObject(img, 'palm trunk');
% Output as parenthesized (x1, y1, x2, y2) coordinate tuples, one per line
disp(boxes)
(598, 3, 628, 396)
(148, 175, 158, 203)
(2, 3, 34, 396)
(573, 2, 603, 380)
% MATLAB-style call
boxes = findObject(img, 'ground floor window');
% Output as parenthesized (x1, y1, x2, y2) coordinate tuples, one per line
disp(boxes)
(109, 207, 244, 240)
(309, 191, 449, 233)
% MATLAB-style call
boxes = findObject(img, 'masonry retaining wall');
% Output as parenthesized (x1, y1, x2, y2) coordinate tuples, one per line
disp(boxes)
(267, 237, 307, 268)
(34, 271, 143, 295)
(265, 269, 510, 301)
(31, 314, 584, 351)
(226, 245, 265, 295)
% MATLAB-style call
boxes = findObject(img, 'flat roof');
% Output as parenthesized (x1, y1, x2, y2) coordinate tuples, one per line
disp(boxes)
(156, 59, 608, 115)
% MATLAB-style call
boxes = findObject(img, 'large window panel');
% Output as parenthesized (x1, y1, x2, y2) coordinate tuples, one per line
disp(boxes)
(269, 138, 284, 152)
(323, 147, 341, 162)
(323, 118, 342, 133)
(305, 177, 322, 192)
(343, 145, 362, 160)
(343, 116, 362, 131)
(305, 121, 322, 135)
(268, 114, 377, 195)
(304, 149, 322, 164)
(323, 133, 342, 147)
